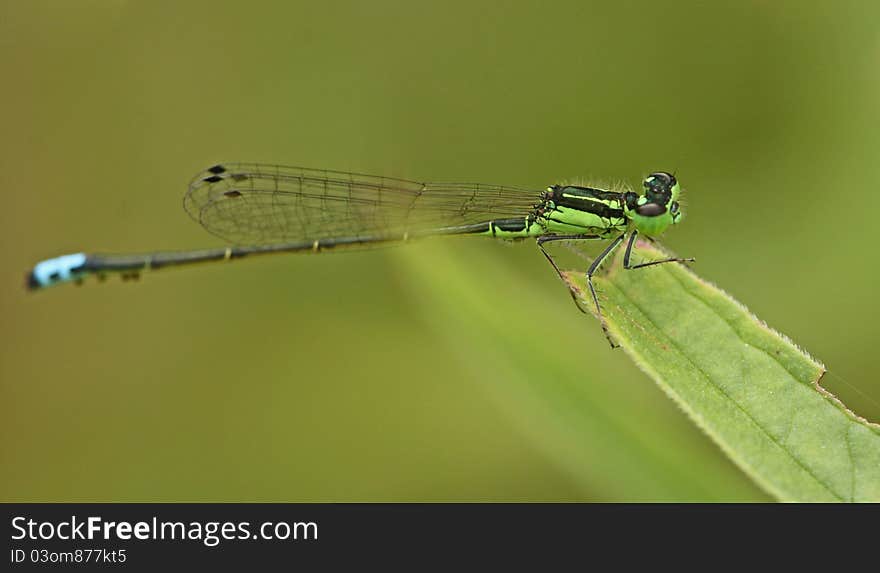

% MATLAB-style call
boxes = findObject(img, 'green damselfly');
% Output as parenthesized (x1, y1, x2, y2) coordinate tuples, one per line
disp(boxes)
(26, 163, 692, 346)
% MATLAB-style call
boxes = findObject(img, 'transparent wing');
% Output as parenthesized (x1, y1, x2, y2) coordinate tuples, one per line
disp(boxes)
(184, 162, 543, 244)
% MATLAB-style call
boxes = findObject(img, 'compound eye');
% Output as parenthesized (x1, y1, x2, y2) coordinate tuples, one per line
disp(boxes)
(645, 172, 668, 188)
(645, 172, 675, 192)
(635, 202, 667, 217)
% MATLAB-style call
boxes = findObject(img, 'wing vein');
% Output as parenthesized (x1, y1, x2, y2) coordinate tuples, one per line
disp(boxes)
(184, 163, 542, 245)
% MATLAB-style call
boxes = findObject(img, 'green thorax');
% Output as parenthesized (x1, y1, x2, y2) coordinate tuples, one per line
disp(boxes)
(474, 171, 684, 240)
(536, 185, 628, 236)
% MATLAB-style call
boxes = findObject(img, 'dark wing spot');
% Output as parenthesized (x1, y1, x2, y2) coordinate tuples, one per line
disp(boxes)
(207, 165, 227, 174)
(203, 175, 224, 183)
(223, 190, 242, 198)
(230, 173, 249, 182)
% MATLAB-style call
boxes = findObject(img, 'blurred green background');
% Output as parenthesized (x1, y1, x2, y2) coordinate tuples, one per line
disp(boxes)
(3, 1, 879, 501)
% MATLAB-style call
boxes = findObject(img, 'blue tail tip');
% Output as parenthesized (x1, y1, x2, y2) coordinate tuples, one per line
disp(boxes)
(27, 253, 88, 290)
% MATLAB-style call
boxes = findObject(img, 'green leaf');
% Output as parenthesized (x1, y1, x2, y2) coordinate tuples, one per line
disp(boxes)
(563, 240, 880, 502)
(396, 242, 767, 501)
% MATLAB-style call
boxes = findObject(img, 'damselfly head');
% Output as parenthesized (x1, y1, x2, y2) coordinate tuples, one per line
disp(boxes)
(625, 171, 684, 236)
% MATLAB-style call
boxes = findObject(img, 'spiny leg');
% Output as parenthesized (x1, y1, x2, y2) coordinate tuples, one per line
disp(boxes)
(586, 233, 627, 348)
(622, 230, 695, 270)
(537, 234, 602, 314)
